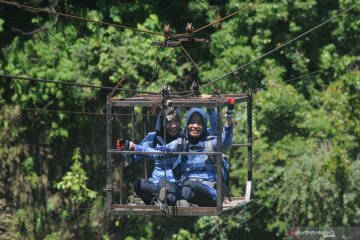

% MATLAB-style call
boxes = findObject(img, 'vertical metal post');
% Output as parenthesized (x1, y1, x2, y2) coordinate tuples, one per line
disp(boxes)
(131, 107, 135, 141)
(119, 107, 123, 204)
(142, 107, 147, 179)
(245, 93, 253, 202)
(106, 98, 113, 213)
(131, 107, 135, 195)
(161, 106, 168, 205)
(247, 93, 252, 181)
(216, 102, 223, 213)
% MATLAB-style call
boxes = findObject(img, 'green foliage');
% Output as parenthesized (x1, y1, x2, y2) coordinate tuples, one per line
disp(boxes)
(255, 82, 310, 142)
(0, 18, 4, 32)
(171, 228, 198, 240)
(342, 159, 360, 225)
(55, 148, 97, 206)
(270, 146, 341, 232)
(194, 216, 234, 240)
(0, 0, 359, 239)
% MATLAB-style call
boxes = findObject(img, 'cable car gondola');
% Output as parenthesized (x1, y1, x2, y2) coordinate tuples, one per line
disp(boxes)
(105, 92, 253, 216)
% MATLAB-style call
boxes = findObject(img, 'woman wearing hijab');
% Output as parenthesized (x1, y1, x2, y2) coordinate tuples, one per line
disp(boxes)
(170, 99, 234, 207)
(125, 108, 181, 205)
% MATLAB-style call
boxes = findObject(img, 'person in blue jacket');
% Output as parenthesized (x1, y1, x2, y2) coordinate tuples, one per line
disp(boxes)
(124, 104, 218, 206)
(125, 108, 181, 205)
(167, 99, 234, 207)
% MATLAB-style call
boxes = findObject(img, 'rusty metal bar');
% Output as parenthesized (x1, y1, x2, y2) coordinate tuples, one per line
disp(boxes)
(221, 201, 249, 215)
(109, 95, 248, 107)
(216, 103, 223, 214)
(108, 150, 222, 155)
(119, 107, 124, 204)
(247, 93, 253, 182)
(142, 107, 148, 179)
(111, 204, 219, 216)
(106, 99, 113, 213)
(231, 143, 251, 147)
(120, 152, 124, 204)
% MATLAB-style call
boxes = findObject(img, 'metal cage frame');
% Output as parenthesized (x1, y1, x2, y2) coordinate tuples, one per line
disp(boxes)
(105, 93, 253, 216)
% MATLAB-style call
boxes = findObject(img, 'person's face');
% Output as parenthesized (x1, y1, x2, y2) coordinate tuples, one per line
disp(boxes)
(166, 118, 180, 136)
(187, 112, 204, 138)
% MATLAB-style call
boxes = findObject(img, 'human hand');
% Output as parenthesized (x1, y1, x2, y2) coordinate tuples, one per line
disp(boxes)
(225, 97, 235, 118)
(201, 94, 211, 99)
(117, 138, 136, 151)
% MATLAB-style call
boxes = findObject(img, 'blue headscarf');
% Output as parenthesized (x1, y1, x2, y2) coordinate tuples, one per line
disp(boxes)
(153, 108, 181, 147)
(173, 108, 208, 180)
(185, 108, 208, 154)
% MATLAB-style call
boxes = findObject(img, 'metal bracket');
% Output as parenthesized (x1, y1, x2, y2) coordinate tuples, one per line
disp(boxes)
(104, 185, 113, 192)
(192, 80, 200, 96)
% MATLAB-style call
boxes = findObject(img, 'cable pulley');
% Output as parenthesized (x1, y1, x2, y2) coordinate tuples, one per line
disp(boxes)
(152, 24, 206, 48)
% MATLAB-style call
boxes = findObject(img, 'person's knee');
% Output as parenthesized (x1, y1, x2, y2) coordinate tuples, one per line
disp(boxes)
(181, 184, 195, 200)
(133, 179, 142, 193)
(157, 179, 166, 188)
(158, 182, 178, 205)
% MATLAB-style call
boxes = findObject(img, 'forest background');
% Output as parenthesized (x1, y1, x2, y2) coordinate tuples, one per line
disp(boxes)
(0, 0, 359, 239)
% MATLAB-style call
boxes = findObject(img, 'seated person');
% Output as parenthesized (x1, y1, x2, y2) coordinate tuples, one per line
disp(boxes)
(123, 106, 218, 206)
(123, 108, 181, 204)
(162, 99, 234, 207)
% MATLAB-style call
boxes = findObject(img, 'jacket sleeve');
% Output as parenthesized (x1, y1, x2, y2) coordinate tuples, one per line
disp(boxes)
(139, 132, 156, 148)
(124, 132, 155, 162)
(207, 108, 217, 136)
(211, 125, 233, 151)
(135, 137, 178, 160)
(221, 125, 233, 150)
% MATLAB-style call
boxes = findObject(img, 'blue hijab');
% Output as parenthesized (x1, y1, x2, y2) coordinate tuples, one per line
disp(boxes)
(185, 108, 208, 156)
(153, 108, 181, 147)
(172, 108, 208, 180)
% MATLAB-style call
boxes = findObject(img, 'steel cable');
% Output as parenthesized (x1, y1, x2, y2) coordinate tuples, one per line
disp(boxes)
(202, 2, 360, 88)
(0, 0, 164, 36)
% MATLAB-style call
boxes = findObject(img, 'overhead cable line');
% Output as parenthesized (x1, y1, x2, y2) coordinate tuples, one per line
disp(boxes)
(0, 0, 164, 36)
(283, 69, 323, 84)
(180, 45, 216, 93)
(143, 48, 175, 91)
(1, 70, 322, 117)
(181, 46, 201, 73)
(142, 47, 161, 91)
(251, 69, 323, 93)
(0, 73, 162, 95)
(109, 44, 154, 98)
(3, 105, 107, 116)
(143, 48, 177, 92)
(2, 105, 160, 117)
(202, 2, 360, 88)
(194, 0, 265, 34)
(208, 44, 247, 91)
(0, 207, 106, 214)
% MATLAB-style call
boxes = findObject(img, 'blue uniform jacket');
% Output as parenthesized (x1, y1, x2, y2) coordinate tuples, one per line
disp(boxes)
(132, 108, 218, 184)
(175, 108, 233, 200)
